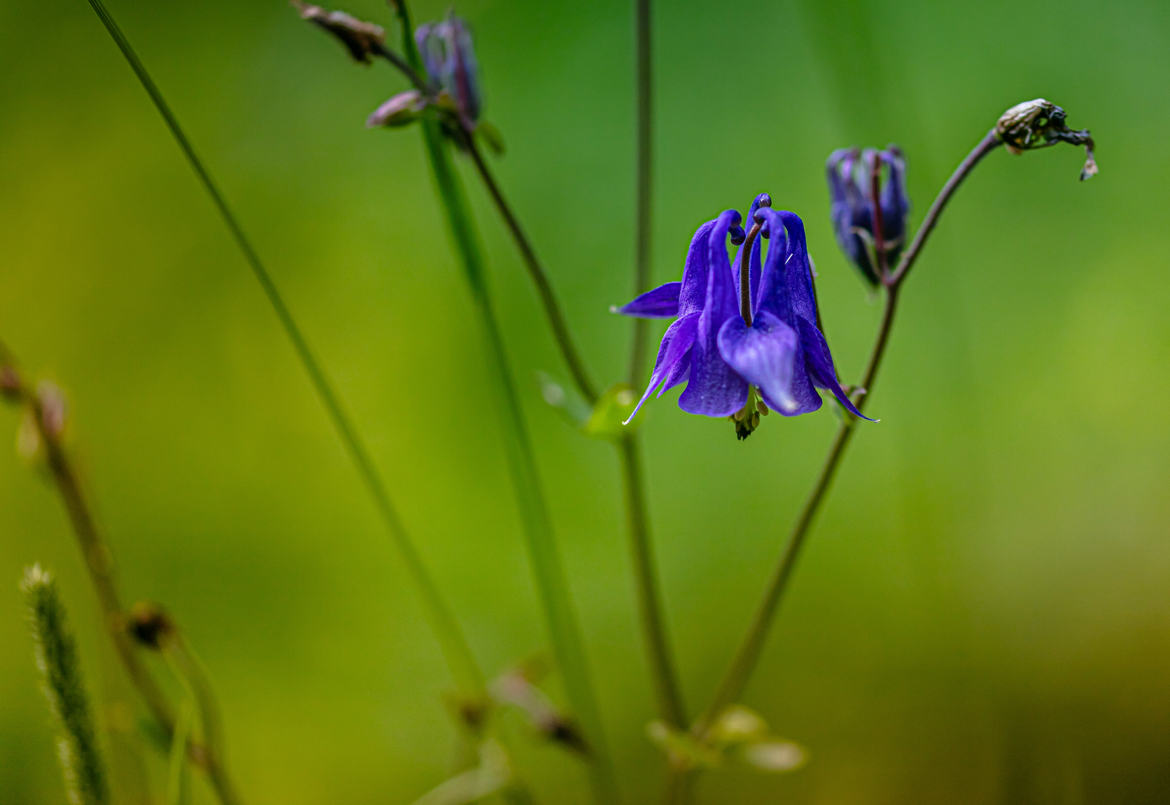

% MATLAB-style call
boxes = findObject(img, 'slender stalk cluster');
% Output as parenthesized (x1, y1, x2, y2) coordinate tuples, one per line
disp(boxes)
(2, 342, 243, 805)
(22, 565, 109, 805)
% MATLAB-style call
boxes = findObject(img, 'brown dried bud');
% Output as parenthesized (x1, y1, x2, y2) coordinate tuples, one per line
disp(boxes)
(543, 716, 590, 755)
(996, 98, 1097, 181)
(294, 1, 385, 64)
(126, 601, 176, 649)
(36, 382, 67, 441)
(489, 666, 590, 755)
(0, 365, 21, 402)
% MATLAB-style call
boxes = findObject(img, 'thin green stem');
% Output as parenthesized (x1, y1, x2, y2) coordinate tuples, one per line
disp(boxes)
(462, 137, 599, 403)
(692, 288, 898, 738)
(395, 5, 619, 801)
(80, 0, 483, 696)
(629, 0, 654, 383)
(889, 130, 1001, 286)
(690, 130, 1002, 739)
(622, 0, 688, 736)
(617, 435, 686, 726)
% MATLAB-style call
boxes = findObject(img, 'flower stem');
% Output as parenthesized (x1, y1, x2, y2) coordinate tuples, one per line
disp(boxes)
(80, 0, 484, 697)
(394, 5, 620, 801)
(621, 0, 689, 734)
(617, 434, 687, 726)
(889, 131, 1001, 286)
(691, 129, 1002, 738)
(629, 0, 655, 383)
(462, 137, 599, 404)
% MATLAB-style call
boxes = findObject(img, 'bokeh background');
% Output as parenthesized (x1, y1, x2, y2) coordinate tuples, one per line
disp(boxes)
(2, 0, 1168, 802)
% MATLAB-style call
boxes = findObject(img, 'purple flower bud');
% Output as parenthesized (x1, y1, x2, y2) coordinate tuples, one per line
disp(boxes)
(415, 14, 482, 130)
(826, 146, 910, 285)
(366, 90, 428, 128)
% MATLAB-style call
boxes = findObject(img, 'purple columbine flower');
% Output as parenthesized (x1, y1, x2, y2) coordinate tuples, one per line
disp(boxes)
(616, 195, 869, 438)
(826, 146, 909, 285)
(416, 13, 482, 131)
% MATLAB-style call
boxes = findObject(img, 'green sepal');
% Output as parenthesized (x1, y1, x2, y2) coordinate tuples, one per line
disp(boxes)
(646, 721, 722, 771)
(476, 120, 506, 156)
(648, 706, 807, 775)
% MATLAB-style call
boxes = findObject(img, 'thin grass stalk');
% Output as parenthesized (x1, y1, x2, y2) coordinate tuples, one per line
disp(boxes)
(79, 0, 484, 696)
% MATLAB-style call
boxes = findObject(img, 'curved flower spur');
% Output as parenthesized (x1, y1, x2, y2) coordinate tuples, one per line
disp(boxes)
(615, 195, 870, 439)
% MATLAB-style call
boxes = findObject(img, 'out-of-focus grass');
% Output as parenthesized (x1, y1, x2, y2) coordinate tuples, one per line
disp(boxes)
(2, 0, 1168, 802)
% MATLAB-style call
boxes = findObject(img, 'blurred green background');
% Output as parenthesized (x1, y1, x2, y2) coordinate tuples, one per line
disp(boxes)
(2, 0, 1168, 802)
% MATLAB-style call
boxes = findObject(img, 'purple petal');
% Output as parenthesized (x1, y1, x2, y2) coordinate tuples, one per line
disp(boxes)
(755, 209, 818, 327)
(625, 313, 699, 423)
(613, 281, 681, 319)
(678, 347, 747, 417)
(679, 220, 716, 315)
(826, 149, 853, 205)
(716, 311, 799, 413)
(778, 362, 823, 417)
(797, 318, 873, 420)
(679, 210, 748, 417)
(658, 351, 692, 395)
(879, 146, 910, 246)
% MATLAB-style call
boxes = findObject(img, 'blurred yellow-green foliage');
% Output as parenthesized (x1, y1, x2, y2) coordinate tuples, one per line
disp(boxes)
(3, 0, 1169, 802)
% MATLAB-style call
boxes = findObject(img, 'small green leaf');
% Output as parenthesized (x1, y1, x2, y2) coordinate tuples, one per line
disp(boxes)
(537, 372, 591, 428)
(647, 721, 721, 770)
(709, 705, 769, 744)
(582, 383, 640, 441)
(476, 120, 506, 156)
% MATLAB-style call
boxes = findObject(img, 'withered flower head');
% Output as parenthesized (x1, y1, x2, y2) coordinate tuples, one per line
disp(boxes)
(996, 98, 1097, 181)
(294, 1, 385, 64)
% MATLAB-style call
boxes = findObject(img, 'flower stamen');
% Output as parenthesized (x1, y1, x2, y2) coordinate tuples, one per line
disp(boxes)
(731, 387, 768, 440)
